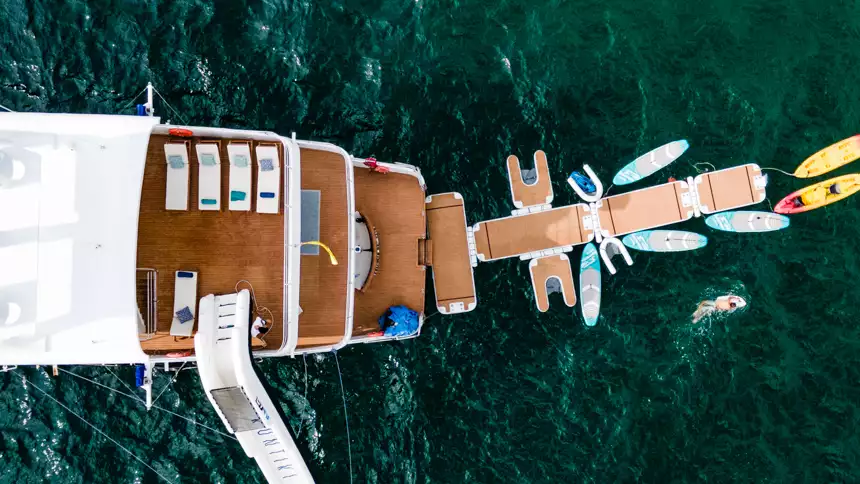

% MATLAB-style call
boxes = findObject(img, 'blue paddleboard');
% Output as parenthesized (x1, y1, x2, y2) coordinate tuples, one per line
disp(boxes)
(613, 139, 689, 186)
(579, 243, 601, 326)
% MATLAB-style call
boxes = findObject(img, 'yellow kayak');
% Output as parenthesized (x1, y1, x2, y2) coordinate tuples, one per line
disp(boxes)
(774, 173, 860, 214)
(794, 134, 860, 178)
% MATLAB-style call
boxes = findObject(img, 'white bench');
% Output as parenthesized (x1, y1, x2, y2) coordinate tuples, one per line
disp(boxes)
(170, 270, 198, 337)
(164, 142, 190, 210)
(196, 142, 222, 211)
(228, 142, 253, 211)
(255, 144, 280, 214)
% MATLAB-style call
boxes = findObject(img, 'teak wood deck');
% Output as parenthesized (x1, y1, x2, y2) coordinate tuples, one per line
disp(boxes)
(506, 150, 554, 208)
(426, 193, 477, 313)
(473, 205, 591, 261)
(296, 147, 350, 348)
(529, 254, 576, 312)
(352, 168, 427, 335)
(137, 135, 280, 354)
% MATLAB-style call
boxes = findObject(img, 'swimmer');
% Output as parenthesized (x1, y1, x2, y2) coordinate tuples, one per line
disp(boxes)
(692, 295, 746, 323)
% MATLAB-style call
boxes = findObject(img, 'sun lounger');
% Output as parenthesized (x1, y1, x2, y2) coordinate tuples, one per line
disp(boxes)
(255, 144, 281, 214)
(195, 142, 222, 210)
(228, 142, 253, 211)
(170, 270, 198, 337)
(164, 142, 190, 210)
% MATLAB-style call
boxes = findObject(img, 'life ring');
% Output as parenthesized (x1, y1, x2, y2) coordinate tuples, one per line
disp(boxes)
(168, 128, 193, 138)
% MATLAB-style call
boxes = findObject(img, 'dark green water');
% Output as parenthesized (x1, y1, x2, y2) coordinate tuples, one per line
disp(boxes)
(3, 0, 860, 482)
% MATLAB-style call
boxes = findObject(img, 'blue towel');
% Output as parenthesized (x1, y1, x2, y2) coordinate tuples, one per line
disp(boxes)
(260, 192, 275, 199)
(260, 158, 274, 172)
(175, 306, 193, 324)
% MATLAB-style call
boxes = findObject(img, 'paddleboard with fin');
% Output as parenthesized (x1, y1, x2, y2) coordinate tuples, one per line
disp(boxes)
(794, 135, 860, 178)
(774, 173, 860, 214)
(613, 139, 689, 186)
(622, 230, 707, 252)
(579, 243, 601, 326)
(705, 211, 789, 233)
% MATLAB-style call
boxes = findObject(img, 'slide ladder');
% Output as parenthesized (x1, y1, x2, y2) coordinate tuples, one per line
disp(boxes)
(194, 290, 314, 483)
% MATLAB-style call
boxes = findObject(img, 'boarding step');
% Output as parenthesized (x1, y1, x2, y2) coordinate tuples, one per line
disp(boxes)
(506, 150, 554, 210)
(425, 193, 477, 314)
(528, 254, 577, 312)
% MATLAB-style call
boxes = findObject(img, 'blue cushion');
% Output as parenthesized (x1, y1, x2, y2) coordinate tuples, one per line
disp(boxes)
(168, 155, 185, 169)
(200, 153, 217, 166)
(175, 306, 193, 324)
(260, 158, 274, 172)
(260, 192, 275, 199)
(233, 154, 249, 168)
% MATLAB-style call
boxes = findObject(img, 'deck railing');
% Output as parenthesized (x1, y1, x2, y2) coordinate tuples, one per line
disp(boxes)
(136, 268, 158, 338)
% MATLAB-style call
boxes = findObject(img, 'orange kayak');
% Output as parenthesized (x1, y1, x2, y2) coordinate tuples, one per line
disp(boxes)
(774, 174, 860, 214)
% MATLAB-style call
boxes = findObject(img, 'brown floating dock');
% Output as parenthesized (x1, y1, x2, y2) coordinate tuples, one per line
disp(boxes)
(597, 181, 689, 236)
(426, 193, 477, 314)
(697, 164, 766, 213)
(529, 255, 576, 312)
(473, 163, 766, 261)
(506, 150, 554, 208)
(473, 205, 592, 261)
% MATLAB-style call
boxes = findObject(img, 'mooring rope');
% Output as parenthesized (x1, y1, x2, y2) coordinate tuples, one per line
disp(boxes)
(22, 375, 177, 484)
(334, 351, 354, 484)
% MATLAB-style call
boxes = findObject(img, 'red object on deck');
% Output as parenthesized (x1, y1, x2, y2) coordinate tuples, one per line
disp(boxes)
(168, 128, 194, 138)
(667, 176, 676, 182)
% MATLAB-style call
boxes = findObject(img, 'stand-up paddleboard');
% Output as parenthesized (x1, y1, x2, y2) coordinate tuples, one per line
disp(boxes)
(705, 211, 790, 233)
(579, 243, 601, 326)
(612, 139, 690, 186)
(622, 230, 707, 252)
(794, 135, 860, 178)
(774, 174, 860, 214)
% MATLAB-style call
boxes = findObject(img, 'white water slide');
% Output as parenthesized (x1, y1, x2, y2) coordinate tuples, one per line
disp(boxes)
(194, 290, 314, 483)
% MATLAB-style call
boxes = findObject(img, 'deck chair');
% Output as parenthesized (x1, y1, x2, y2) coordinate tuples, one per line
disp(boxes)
(227, 142, 253, 211)
(164, 142, 190, 210)
(195, 142, 221, 210)
(255, 144, 281, 214)
(170, 270, 198, 337)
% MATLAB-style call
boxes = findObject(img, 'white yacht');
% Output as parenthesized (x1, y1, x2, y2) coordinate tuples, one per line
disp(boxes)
(0, 85, 478, 483)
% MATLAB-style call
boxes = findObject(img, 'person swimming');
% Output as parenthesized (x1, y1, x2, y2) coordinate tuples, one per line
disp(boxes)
(692, 295, 746, 323)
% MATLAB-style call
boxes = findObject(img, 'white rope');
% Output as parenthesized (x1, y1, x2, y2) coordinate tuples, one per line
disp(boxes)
(692, 162, 716, 173)
(105, 366, 142, 400)
(0, 103, 14, 112)
(761, 166, 797, 177)
(59, 368, 144, 404)
(297, 354, 309, 436)
(120, 86, 149, 110)
(151, 86, 188, 125)
(58, 368, 237, 441)
(334, 351, 353, 484)
(150, 361, 188, 407)
(22, 376, 177, 484)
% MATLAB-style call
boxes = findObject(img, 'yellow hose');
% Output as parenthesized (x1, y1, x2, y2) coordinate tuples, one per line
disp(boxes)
(301, 241, 338, 265)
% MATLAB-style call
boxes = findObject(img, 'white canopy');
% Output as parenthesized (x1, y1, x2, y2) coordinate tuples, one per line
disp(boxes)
(0, 113, 157, 365)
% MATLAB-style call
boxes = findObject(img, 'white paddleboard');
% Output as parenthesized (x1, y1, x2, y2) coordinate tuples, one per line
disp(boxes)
(621, 230, 707, 252)
(705, 211, 790, 233)
(612, 139, 689, 186)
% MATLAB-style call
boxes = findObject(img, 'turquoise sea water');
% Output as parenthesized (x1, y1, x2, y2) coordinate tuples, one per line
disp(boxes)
(3, 0, 860, 482)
